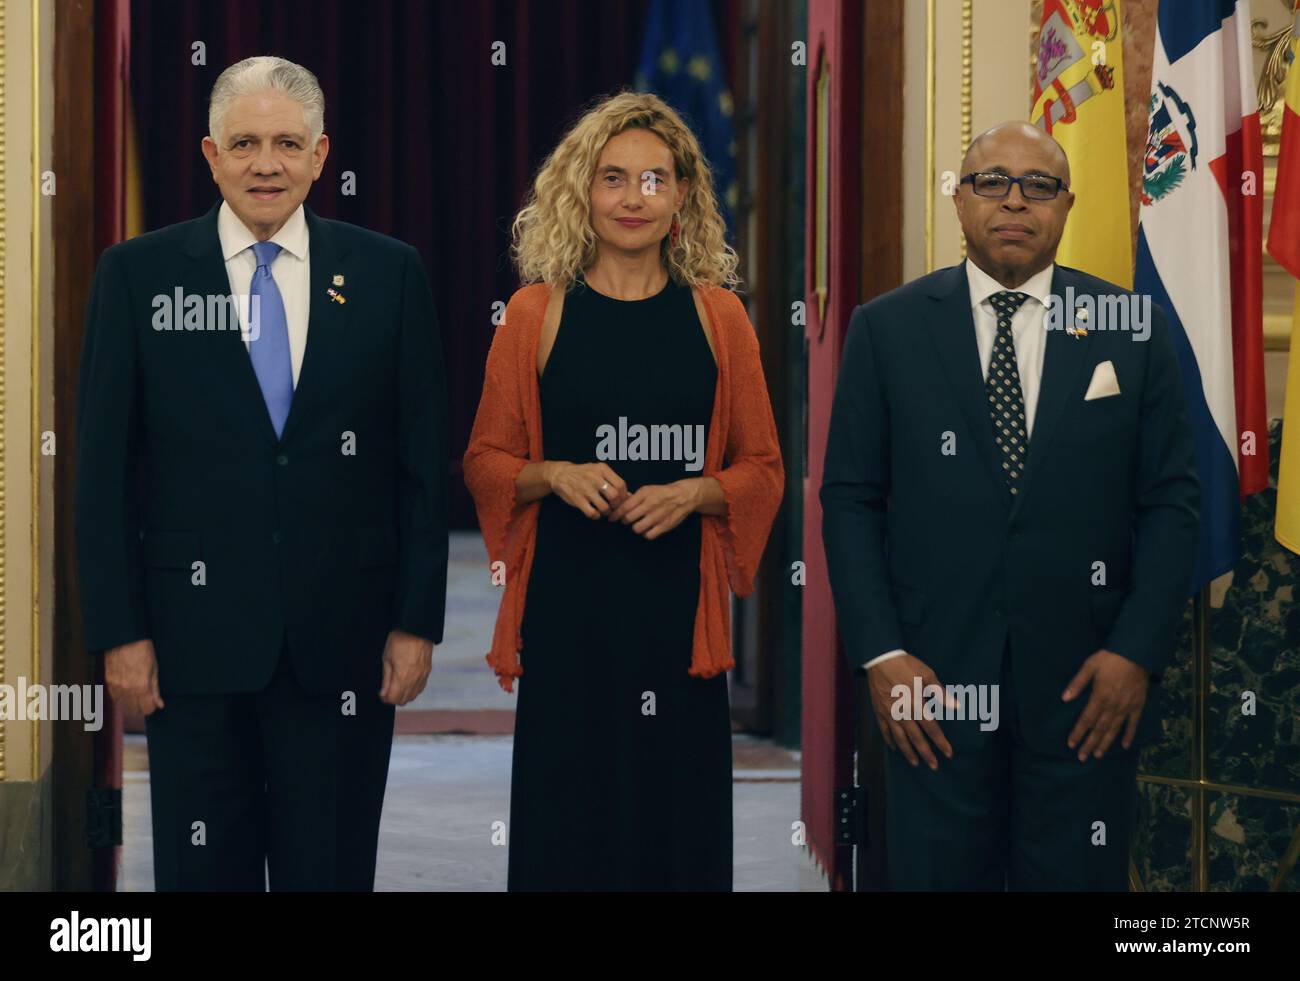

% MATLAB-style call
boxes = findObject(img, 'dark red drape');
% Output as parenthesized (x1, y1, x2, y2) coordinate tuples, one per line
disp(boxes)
(801, 0, 861, 891)
(93, 0, 132, 892)
(129, 0, 735, 527)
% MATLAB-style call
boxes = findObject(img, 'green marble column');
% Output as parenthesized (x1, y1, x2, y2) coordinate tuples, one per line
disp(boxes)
(1134, 419, 1300, 891)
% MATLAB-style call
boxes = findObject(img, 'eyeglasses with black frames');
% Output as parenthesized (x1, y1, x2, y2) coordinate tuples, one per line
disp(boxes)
(960, 172, 1070, 200)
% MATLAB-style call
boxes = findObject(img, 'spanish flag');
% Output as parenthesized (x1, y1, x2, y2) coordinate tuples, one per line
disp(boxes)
(1030, 0, 1132, 288)
(1272, 1, 1300, 553)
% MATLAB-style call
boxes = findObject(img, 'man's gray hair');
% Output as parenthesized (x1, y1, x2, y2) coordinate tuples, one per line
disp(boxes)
(208, 55, 325, 147)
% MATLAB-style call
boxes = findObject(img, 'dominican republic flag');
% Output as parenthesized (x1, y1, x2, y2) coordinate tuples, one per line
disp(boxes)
(1134, 0, 1269, 591)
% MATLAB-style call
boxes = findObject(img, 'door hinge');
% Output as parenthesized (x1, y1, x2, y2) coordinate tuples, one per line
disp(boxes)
(834, 784, 868, 848)
(86, 788, 123, 849)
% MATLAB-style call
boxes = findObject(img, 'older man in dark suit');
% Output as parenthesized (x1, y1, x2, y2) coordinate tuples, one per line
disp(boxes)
(75, 56, 448, 890)
(822, 122, 1198, 890)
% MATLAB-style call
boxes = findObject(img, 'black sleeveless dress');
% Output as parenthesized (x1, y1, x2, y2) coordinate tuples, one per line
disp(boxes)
(507, 275, 732, 891)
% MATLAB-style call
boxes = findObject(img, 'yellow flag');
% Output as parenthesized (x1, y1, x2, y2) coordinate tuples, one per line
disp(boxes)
(1268, 4, 1300, 278)
(1272, 5, 1300, 552)
(1030, 0, 1132, 288)
(1279, 288, 1300, 552)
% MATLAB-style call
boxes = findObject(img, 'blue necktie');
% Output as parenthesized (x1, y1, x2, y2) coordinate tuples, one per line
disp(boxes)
(248, 241, 293, 438)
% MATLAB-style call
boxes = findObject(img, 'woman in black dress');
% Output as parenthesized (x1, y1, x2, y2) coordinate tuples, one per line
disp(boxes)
(510, 272, 728, 890)
(464, 92, 783, 890)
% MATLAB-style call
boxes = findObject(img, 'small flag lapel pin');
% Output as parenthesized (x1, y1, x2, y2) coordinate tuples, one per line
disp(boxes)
(1066, 304, 1088, 338)
(327, 287, 347, 304)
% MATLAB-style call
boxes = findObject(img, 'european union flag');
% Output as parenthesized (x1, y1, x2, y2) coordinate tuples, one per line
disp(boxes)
(635, 0, 737, 237)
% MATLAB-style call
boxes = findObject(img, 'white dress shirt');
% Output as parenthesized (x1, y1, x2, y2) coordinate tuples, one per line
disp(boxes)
(218, 200, 312, 388)
(862, 258, 1056, 672)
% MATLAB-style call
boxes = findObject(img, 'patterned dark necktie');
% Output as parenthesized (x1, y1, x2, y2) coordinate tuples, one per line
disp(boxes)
(986, 290, 1030, 495)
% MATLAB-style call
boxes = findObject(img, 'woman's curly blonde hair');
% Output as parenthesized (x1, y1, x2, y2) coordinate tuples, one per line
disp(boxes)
(511, 90, 740, 291)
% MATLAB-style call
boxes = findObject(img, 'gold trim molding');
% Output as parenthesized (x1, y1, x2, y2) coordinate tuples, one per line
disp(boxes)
(28, 0, 39, 782)
(958, 0, 971, 258)
(1253, 10, 1294, 156)
(925, 0, 935, 272)
(0, 0, 10, 783)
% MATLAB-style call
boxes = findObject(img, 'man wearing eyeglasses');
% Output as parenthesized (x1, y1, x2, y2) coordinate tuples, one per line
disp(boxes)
(821, 121, 1198, 890)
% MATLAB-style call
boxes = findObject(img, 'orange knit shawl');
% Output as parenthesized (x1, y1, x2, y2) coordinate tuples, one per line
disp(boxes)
(463, 282, 785, 692)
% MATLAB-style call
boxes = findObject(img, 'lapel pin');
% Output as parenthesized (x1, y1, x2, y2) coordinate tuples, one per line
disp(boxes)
(327, 287, 347, 305)
(1066, 304, 1088, 339)
(332, 274, 345, 286)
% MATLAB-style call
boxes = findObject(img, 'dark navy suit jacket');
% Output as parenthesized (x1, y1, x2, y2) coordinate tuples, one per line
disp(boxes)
(75, 201, 449, 697)
(821, 261, 1199, 755)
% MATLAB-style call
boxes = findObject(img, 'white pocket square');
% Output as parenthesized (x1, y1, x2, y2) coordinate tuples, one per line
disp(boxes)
(1084, 360, 1121, 400)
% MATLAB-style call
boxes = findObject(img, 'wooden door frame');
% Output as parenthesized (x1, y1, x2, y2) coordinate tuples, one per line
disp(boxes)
(51, 0, 119, 891)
